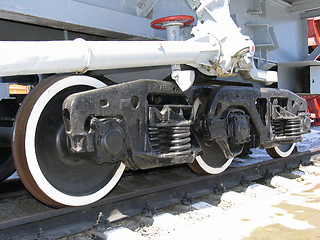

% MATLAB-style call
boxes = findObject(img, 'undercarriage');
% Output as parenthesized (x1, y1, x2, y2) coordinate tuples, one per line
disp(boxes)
(8, 74, 309, 207)
(62, 78, 310, 170)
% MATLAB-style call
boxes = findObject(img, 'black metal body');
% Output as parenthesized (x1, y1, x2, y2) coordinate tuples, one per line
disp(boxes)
(63, 80, 198, 170)
(194, 86, 310, 159)
(62, 79, 310, 170)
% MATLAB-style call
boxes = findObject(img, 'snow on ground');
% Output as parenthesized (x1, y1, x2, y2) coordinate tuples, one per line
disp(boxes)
(65, 126, 320, 240)
(297, 125, 320, 151)
(85, 164, 320, 240)
(8, 170, 18, 180)
(233, 125, 320, 166)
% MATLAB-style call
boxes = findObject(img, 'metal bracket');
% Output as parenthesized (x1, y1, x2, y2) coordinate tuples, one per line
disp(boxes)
(186, 0, 201, 10)
(306, 44, 320, 61)
(247, 0, 266, 15)
(136, 0, 159, 17)
(171, 67, 195, 92)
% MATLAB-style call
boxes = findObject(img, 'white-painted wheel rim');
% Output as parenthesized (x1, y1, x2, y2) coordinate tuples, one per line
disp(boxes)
(195, 155, 233, 174)
(271, 143, 296, 158)
(25, 75, 125, 206)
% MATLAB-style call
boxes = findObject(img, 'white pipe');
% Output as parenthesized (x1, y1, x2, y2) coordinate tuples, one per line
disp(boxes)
(0, 38, 216, 77)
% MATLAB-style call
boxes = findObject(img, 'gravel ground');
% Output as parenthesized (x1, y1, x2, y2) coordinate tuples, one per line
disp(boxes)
(63, 126, 320, 240)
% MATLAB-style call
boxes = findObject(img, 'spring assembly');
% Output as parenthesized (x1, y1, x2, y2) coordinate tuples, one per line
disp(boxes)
(148, 125, 191, 155)
(148, 126, 163, 151)
(284, 119, 301, 136)
(272, 119, 301, 137)
(272, 120, 284, 136)
(168, 126, 191, 153)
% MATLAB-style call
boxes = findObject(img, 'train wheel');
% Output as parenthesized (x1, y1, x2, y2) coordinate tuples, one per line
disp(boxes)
(0, 148, 15, 182)
(266, 143, 296, 158)
(188, 142, 233, 175)
(12, 75, 125, 207)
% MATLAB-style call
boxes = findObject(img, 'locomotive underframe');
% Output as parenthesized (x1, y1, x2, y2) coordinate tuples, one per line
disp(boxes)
(62, 79, 310, 170)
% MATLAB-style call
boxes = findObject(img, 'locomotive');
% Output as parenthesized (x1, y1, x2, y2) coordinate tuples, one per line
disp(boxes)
(0, 0, 313, 207)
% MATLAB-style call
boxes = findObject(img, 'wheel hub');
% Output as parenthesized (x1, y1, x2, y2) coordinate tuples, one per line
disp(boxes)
(93, 119, 127, 164)
(228, 113, 251, 145)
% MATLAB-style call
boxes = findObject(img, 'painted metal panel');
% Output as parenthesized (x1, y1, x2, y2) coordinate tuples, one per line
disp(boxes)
(287, 0, 320, 13)
(229, 0, 307, 64)
(0, 0, 154, 39)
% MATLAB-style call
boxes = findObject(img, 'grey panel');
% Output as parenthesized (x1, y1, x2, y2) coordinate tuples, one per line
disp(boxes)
(287, 0, 320, 13)
(0, 83, 9, 101)
(230, 0, 308, 64)
(0, 19, 109, 41)
(0, 0, 154, 39)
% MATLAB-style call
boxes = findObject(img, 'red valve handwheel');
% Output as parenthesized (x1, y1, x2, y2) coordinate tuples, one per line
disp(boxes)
(151, 15, 194, 30)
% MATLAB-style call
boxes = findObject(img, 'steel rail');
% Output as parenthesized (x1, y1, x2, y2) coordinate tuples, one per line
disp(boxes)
(0, 148, 319, 240)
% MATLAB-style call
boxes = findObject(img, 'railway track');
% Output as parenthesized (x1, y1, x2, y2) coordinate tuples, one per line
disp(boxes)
(0, 148, 320, 240)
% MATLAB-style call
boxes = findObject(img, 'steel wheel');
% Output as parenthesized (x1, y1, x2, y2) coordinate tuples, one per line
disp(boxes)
(0, 148, 15, 181)
(266, 143, 296, 158)
(12, 75, 125, 207)
(189, 141, 233, 175)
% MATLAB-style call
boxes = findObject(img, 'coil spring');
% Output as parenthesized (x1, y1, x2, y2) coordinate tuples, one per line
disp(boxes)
(284, 119, 301, 136)
(272, 120, 284, 136)
(272, 119, 301, 137)
(148, 126, 191, 155)
(148, 127, 163, 152)
(168, 126, 191, 154)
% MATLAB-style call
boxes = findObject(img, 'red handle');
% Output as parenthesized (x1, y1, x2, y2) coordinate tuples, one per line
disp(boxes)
(151, 15, 194, 30)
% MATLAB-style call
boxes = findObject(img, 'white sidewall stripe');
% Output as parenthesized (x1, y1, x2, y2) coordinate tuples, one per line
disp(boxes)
(195, 155, 233, 174)
(25, 75, 125, 206)
(273, 143, 296, 158)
